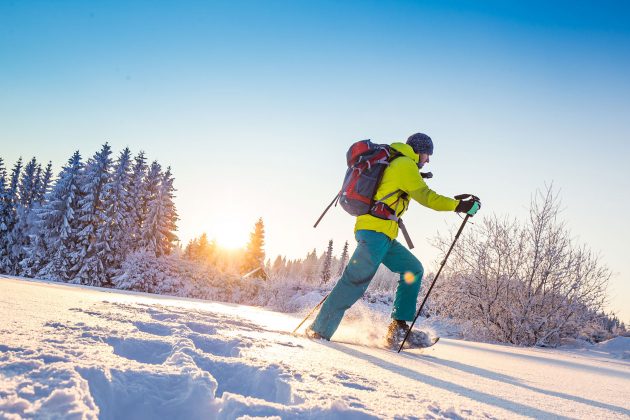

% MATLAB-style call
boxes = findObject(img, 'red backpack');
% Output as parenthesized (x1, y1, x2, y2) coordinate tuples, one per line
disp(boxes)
(314, 140, 402, 224)
(314, 139, 422, 248)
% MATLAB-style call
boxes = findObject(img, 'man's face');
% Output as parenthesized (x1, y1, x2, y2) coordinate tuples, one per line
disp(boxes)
(418, 153, 431, 169)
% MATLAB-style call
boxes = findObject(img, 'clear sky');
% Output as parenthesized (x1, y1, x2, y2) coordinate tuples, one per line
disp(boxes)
(1, 1, 629, 321)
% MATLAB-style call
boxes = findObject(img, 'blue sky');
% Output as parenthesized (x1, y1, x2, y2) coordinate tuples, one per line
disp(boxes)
(1, 0, 629, 321)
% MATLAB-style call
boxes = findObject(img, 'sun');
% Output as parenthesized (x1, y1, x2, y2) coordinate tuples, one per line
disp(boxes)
(209, 223, 250, 250)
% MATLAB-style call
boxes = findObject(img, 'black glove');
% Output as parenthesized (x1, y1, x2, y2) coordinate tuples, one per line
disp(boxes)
(455, 194, 481, 216)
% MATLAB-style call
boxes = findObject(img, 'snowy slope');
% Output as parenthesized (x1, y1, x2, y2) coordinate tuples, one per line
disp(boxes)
(1, 275, 629, 419)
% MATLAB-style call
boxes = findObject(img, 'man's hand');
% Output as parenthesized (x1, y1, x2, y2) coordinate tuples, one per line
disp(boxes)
(455, 195, 481, 216)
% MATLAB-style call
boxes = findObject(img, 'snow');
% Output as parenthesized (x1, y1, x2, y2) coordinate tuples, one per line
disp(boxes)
(596, 337, 630, 358)
(1, 275, 629, 419)
(559, 336, 630, 361)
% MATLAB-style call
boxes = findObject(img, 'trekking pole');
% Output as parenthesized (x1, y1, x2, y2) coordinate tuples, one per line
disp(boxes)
(314, 193, 340, 228)
(292, 293, 329, 335)
(398, 208, 474, 353)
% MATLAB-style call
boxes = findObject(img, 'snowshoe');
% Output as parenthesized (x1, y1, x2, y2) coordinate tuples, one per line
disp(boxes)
(305, 327, 329, 341)
(385, 320, 439, 350)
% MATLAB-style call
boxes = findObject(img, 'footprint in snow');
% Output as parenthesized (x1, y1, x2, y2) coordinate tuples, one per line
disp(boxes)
(68, 307, 101, 317)
(133, 321, 172, 337)
(39, 354, 68, 364)
(185, 321, 217, 335)
(0, 344, 25, 353)
(190, 334, 249, 358)
(334, 371, 377, 391)
(192, 356, 295, 405)
(340, 381, 376, 391)
(275, 340, 304, 348)
(106, 337, 172, 365)
(149, 312, 182, 322)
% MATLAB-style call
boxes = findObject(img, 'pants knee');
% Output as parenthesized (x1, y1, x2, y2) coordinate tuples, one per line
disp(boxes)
(404, 260, 423, 290)
(411, 260, 424, 278)
(417, 262, 424, 278)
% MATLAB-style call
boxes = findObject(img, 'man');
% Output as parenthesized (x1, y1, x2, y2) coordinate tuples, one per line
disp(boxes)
(307, 132, 480, 346)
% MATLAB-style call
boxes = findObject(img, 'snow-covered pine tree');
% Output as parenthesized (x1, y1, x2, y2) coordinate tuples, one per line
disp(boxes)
(24, 152, 84, 280)
(17, 158, 41, 209)
(0, 158, 6, 192)
(197, 233, 211, 261)
(285, 259, 294, 279)
(93, 147, 133, 283)
(35, 162, 53, 204)
(290, 258, 303, 279)
(71, 144, 112, 286)
(184, 237, 198, 260)
(159, 167, 179, 255)
(271, 255, 285, 278)
(112, 249, 183, 295)
(185, 233, 216, 263)
(303, 248, 319, 283)
(321, 239, 333, 284)
(0, 158, 6, 212)
(0, 158, 8, 271)
(0, 158, 22, 273)
(140, 165, 179, 257)
(137, 160, 162, 252)
(241, 218, 267, 279)
(20, 160, 54, 274)
(9, 158, 43, 275)
(31, 162, 42, 205)
(127, 151, 148, 251)
(337, 240, 349, 276)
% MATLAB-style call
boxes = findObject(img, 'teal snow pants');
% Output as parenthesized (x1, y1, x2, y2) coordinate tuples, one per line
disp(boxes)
(309, 230, 424, 340)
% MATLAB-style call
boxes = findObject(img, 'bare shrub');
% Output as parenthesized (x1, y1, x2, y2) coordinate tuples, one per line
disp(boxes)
(430, 186, 610, 346)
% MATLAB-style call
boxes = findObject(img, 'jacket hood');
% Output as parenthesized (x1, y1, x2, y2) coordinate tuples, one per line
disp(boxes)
(390, 142, 419, 163)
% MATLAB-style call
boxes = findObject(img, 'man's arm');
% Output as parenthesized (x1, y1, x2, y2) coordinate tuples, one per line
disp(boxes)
(398, 158, 458, 211)
(408, 184, 458, 211)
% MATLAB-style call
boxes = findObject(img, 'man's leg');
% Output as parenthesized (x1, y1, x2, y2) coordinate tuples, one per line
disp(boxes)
(309, 230, 391, 339)
(382, 240, 424, 322)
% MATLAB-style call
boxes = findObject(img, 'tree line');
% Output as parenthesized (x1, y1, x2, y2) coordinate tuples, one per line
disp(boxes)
(184, 219, 351, 286)
(0, 144, 178, 286)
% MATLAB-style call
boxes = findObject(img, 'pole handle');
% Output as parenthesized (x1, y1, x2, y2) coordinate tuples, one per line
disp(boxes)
(454, 193, 480, 202)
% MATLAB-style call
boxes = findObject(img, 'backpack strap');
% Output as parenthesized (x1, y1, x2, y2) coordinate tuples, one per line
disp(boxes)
(374, 189, 401, 204)
(369, 200, 415, 249)
(374, 189, 409, 212)
(370, 164, 414, 248)
(398, 219, 414, 249)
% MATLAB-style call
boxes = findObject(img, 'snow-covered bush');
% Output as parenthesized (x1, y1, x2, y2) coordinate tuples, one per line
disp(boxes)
(430, 186, 611, 346)
(113, 250, 189, 295)
(113, 249, 290, 305)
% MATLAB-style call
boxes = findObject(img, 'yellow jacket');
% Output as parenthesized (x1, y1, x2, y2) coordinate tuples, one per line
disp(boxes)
(354, 142, 458, 239)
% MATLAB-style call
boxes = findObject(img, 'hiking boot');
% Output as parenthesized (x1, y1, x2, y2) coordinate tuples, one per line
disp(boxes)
(385, 319, 410, 348)
(305, 327, 329, 341)
(386, 320, 438, 349)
